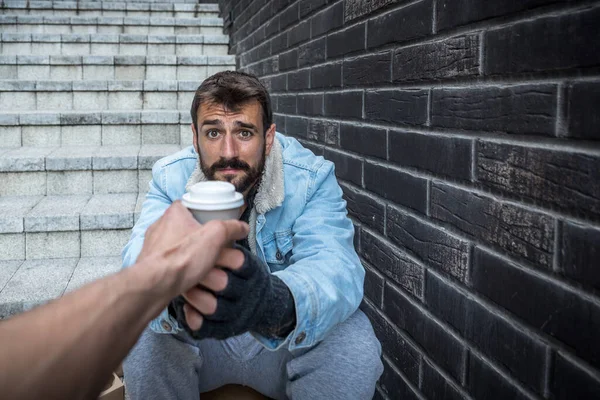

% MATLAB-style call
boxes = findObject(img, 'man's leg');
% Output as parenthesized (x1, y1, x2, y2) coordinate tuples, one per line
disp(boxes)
(245, 309, 383, 400)
(124, 328, 202, 400)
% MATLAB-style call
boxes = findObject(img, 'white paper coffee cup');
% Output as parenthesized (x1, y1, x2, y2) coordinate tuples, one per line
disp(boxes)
(182, 181, 244, 224)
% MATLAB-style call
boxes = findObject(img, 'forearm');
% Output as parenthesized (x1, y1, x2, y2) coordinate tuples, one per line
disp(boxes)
(0, 257, 169, 400)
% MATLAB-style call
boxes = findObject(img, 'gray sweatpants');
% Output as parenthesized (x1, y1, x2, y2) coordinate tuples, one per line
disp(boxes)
(124, 310, 383, 399)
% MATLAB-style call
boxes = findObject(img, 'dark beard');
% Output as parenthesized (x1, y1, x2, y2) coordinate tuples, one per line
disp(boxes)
(199, 146, 266, 194)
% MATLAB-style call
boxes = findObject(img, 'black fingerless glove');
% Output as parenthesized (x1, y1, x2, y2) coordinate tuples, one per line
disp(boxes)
(171, 245, 296, 340)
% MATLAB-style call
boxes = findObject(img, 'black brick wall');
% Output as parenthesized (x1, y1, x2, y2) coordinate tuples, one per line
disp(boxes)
(217, 0, 600, 398)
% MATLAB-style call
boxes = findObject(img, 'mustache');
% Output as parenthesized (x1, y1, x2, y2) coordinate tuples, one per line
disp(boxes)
(209, 157, 251, 172)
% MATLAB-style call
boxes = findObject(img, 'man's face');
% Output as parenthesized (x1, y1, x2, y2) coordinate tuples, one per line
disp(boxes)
(192, 100, 275, 195)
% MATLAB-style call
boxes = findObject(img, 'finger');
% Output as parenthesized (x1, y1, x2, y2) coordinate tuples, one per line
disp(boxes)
(200, 220, 249, 246)
(183, 287, 217, 316)
(198, 268, 228, 292)
(215, 248, 245, 271)
(183, 303, 203, 331)
(215, 270, 248, 300)
(203, 296, 237, 322)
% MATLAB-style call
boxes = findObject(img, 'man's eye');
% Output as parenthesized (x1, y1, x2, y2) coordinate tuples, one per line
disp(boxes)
(207, 130, 220, 139)
(239, 131, 253, 138)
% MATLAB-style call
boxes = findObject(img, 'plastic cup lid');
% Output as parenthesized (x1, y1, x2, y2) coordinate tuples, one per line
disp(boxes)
(182, 181, 244, 211)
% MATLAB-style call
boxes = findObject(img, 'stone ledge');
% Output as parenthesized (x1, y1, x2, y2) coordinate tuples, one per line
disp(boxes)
(0, 110, 189, 126)
(1, 32, 229, 44)
(0, 144, 181, 173)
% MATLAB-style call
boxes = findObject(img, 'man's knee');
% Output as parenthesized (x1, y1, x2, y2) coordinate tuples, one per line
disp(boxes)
(340, 310, 383, 376)
(317, 310, 383, 378)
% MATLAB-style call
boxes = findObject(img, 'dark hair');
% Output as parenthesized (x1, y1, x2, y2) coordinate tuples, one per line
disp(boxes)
(190, 71, 273, 134)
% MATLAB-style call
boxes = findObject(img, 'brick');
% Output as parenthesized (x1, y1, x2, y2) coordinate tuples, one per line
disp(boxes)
(364, 163, 427, 214)
(297, 93, 323, 116)
(324, 148, 362, 187)
(284, 116, 308, 138)
(431, 183, 554, 268)
(309, 119, 338, 145)
(327, 23, 365, 59)
(431, 85, 557, 135)
(393, 34, 479, 82)
(270, 74, 287, 92)
(466, 300, 547, 393)
(560, 222, 600, 290)
(384, 282, 466, 380)
(264, 15, 279, 39)
(310, 61, 341, 89)
(425, 271, 468, 335)
(287, 20, 310, 47)
(340, 123, 386, 159)
(278, 94, 296, 114)
(270, 31, 287, 54)
(345, 0, 399, 21)
(279, 2, 298, 30)
(476, 141, 600, 220)
(467, 353, 533, 400)
(551, 353, 600, 400)
(344, 51, 391, 86)
(311, 2, 343, 37)
(379, 358, 422, 400)
(436, 0, 559, 31)
(287, 68, 309, 90)
(367, 0, 432, 49)
(278, 48, 297, 71)
(472, 248, 600, 367)
(324, 91, 363, 119)
(363, 262, 384, 306)
(362, 300, 421, 384)
(365, 89, 428, 126)
(299, 0, 327, 17)
(387, 206, 469, 281)
(274, 114, 285, 132)
(298, 37, 326, 67)
(361, 230, 424, 297)
(565, 81, 600, 140)
(389, 131, 471, 180)
(341, 184, 386, 234)
(485, 8, 600, 75)
(421, 360, 464, 400)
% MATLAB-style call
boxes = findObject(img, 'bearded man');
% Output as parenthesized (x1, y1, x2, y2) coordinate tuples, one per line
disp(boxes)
(122, 71, 383, 399)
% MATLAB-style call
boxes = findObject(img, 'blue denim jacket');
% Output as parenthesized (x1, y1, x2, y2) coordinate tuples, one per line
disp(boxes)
(121, 133, 364, 351)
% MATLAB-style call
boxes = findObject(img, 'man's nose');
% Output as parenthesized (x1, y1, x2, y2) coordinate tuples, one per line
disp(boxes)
(220, 133, 239, 159)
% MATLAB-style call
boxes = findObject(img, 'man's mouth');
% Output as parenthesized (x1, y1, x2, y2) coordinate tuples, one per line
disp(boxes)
(218, 168, 241, 174)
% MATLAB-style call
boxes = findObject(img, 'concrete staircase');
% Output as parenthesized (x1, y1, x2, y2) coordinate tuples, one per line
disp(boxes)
(0, 0, 233, 318)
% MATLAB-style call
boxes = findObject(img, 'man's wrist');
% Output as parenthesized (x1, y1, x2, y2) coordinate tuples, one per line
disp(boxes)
(126, 256, 177, 316)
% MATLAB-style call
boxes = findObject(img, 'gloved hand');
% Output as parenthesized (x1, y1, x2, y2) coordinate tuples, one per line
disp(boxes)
(171, 245, 296, 340)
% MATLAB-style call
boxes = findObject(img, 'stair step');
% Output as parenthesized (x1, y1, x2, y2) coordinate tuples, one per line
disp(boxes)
(0, 15, 224, 35)
(0, 110, 193, 146)
(0, 110, 194, 147)
(0, 192, 144, 233)
(0, 256, 122, 318)
(0, 192, 144, 260)
(0, 54, 235, 80)
(0, 80, 209, 111)
(0, 144, 183, 196)
(1, 1, 219, 18)
(1, 33, 230, 56)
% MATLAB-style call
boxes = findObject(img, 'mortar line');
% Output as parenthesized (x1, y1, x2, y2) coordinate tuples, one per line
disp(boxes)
(543, 347, 553, 398)
(552, 219, 562, 273)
